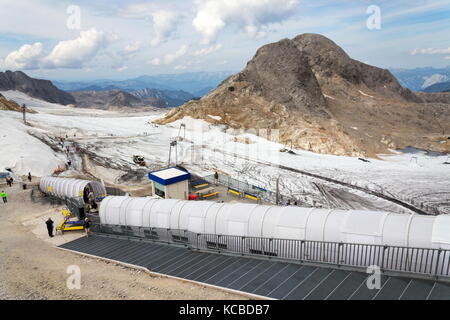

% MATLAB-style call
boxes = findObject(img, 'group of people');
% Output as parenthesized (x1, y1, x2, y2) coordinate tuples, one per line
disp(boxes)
(4, 172, 31, 187)
(5, 176, 13, 187)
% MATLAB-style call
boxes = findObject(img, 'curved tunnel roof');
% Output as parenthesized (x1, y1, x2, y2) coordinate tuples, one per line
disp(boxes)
(39, 177, 107, 203)
(99, 197, 450, 250)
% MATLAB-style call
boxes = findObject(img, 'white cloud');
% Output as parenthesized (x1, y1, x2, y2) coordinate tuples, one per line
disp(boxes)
(148, 45, 189, 66)
(445, 56, 450, 60)
(192, 0, 300, 43)
(163, 44, 189, 64)
(2, 42, 45, 70)
(1, 28, 117, 71)
(175, 65, 187, 70)
(148, 58, 161, 66)
(151, 9, 181, 46)
(193, 43, 222, 56)
(43, 28, 117, 69)
(122, 4, 180, 47)
(123, 41, 141, 55)
(411, 47, 450, 55)
(116, 66, 128, 72)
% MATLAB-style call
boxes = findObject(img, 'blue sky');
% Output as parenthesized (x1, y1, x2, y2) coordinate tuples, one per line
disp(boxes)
(0, 0, 449, 81)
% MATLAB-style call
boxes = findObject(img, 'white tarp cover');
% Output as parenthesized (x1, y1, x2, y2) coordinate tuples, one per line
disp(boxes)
(99, 197, 447, 250)
(39, 176, 107, 202)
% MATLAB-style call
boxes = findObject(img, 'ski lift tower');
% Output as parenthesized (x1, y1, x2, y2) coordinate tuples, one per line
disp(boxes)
(178, 123, 186, 141)
(168, 140, 178, 167)
(22, 104, 27, 124)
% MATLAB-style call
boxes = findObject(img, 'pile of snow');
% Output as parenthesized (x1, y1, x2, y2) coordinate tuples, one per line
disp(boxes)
(0, 114, 65, 176)
(208, 114, 222, 121)
(358, 90, 374, 98)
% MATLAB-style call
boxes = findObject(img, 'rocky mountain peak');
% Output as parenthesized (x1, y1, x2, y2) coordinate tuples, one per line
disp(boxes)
(0, 71, 75, 105)
(292, 33, 419, 102)
(153, 33, 450, 157)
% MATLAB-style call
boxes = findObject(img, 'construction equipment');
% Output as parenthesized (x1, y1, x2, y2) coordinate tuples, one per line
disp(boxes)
(56, 207, 85, 234)
(133, 155, 146, 166)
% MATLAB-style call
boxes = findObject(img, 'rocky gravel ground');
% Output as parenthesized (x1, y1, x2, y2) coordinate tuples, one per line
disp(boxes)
(0, 180, 248, 300)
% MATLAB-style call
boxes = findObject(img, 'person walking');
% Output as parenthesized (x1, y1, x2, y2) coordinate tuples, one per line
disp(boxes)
(28, 172, 32, 182)
(84, 218, 91, 237)
(45, 218, 54, 238)
(214, 171, 219, 185)
(1, 191, 7, 203)
(6, 177, 11, 187)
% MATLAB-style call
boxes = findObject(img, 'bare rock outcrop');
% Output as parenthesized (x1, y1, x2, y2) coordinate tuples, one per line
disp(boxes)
(155, 33, 450, 157)
(0, 71, 75, 105)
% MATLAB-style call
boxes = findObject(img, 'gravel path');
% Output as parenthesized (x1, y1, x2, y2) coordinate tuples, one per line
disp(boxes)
(0, 181, 248, 300)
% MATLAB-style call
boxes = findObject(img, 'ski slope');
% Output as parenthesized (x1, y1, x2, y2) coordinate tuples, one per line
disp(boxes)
(1, 90, 449, 214)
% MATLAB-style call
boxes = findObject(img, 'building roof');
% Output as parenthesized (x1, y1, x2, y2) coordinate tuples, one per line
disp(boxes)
(148, 167, 190, 186)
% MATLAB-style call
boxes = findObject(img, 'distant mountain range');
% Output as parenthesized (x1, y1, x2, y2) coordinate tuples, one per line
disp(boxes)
(71, 88, 197, 109)
(390, 66, 450, 91)
(129, 88, 196, 107)
(53, 71, 233, 97)
(0, 70, 228, 109)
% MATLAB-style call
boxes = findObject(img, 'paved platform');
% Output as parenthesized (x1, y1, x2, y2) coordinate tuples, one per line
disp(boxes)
(59, 234, 450, 300)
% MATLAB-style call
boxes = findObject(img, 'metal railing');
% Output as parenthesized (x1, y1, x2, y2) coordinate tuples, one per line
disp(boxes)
(202, 173, 310, 206)
(90, 222, 450, 280)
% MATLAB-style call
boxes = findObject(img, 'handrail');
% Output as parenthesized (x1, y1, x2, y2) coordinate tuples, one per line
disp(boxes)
(90, 223, 450, 280)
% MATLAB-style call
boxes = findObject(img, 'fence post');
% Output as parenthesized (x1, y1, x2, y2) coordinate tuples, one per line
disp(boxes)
(337, 243, 343, 267)
(434, 249, 442, 277)
(381, 245, 387, 271)
(300, 240, 304, 263)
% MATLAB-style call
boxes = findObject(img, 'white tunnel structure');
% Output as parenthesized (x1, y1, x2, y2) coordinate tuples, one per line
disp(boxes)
(39, 177, 107, 204)
(99, 197, 450, 249)
(99, 197, 450, 276)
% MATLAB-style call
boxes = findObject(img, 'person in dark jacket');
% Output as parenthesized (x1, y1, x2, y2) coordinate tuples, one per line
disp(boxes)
(28, 172, 32, 182)
(214, 171, 219, 185)
(45, 218, 54, 237)
(84, 218, 91, 237)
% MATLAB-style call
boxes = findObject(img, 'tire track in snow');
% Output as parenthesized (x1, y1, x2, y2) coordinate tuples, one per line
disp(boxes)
(210, 147, 430, 215)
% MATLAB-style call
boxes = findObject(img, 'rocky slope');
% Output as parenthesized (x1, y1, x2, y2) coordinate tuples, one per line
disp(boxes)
(155, 33, 450, 157)
(0, 93, 36, 113)
(0, 71, 75, 105)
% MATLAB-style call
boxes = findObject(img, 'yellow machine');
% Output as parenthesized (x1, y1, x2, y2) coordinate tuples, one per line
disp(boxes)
(56, 207, 85, 234)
